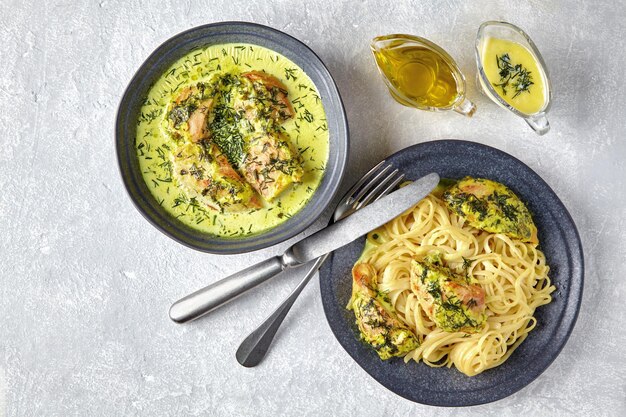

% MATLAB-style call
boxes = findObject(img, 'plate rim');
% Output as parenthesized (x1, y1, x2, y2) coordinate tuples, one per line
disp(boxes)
(319, 139, 584, 407)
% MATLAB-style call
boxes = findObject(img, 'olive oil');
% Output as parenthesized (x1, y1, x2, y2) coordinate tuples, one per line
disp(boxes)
(373, 44, 459, 107)
(371, 34, 475, 116)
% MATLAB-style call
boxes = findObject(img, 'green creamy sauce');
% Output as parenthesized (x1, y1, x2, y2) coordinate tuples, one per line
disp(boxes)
(136, 44, 329, 237)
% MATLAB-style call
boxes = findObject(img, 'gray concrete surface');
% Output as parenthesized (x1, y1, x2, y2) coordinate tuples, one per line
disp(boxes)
(1, 0, 625, 416)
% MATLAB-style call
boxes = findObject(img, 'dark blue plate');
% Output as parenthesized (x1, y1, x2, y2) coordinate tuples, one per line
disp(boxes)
(116, 22, 348, 254)
(319, 140, 584, 406)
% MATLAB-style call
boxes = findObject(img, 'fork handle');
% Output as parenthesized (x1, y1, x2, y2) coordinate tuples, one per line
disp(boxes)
(236, 254, 327, 367)
(169, 256, 286, 323)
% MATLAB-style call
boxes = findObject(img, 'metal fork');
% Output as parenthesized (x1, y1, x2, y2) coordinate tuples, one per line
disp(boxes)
(236, 161, 405, 367)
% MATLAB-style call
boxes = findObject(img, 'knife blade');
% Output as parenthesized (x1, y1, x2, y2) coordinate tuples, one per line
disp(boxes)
(285, 172, 439, 264)
(169, 172, 439, 323)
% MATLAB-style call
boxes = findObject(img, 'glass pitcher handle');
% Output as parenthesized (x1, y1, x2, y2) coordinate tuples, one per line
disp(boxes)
(453, 97, 477, 117)
(525, 113, 550, 135)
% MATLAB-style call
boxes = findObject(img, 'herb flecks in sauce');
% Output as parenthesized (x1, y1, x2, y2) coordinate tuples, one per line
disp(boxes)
(348, 263, 420, 360)
(480, 37, 547, 115)
(443, 177, 538, 245)
(136, 43, 329, 237)
(494, 53, 534, 98)
(410, 256, 487, 334)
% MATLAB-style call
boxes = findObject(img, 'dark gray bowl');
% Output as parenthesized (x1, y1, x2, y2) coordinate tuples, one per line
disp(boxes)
(320, 140, 584, 406)
(116, 22, 348, 253)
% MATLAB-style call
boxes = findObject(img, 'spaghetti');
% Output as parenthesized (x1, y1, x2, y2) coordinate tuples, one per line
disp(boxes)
(355, 194, 554, 376)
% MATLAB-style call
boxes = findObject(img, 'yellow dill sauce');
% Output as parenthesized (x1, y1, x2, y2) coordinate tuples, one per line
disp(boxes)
(372, 41, 460, 109)
(135, 44, 329, 237)
(481, 37, 547, 115)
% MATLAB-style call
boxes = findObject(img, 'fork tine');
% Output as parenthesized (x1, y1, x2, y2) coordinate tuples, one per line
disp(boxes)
(342, 160, 387, 203)
(353, 169, 398, 208)
(355, 172, 406, 210)
(349, 164, 393, 204)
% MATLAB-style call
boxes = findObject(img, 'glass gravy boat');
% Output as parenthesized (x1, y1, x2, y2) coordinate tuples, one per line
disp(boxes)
(371, 34, 476, 117)
(475, 21, 552, 135)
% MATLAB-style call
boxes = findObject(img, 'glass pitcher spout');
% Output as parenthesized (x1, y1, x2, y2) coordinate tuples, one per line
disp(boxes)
(371, 35, 394, 54)
(525, 113, 550, 135)
(453, 97, 477, 117)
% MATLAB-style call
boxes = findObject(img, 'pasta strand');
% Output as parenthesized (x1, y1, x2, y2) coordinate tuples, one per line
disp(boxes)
(365, 195, 555, 376)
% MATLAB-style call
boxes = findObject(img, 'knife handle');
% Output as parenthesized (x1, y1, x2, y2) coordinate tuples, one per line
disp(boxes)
(169, 256, 286, 323)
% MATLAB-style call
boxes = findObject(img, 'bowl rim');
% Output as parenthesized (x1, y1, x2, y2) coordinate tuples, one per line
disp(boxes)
(115, 21, 349, 254)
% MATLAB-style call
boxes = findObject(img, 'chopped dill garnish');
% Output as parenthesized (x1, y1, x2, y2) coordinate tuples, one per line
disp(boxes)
(136, 50, 329, 236)
(462, 257, 473, 270)
(493, 53, 534, 98)
(284, 67, 298, 81)
(299, 109, 314, 123)
(139, 108, 162, 123)
(315, 123, 328, 132)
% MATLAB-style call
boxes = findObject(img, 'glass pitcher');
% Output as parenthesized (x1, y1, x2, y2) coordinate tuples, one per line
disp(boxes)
(371, 34, 476, 117)
(475, 21, 552, 135)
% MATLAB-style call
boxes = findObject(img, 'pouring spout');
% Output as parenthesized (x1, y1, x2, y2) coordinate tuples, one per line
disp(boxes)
(370, 34, 402, 52)
(370, 37, 384, 52)
(525, 114, 550, 135)
(453, 97, 477, 118)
